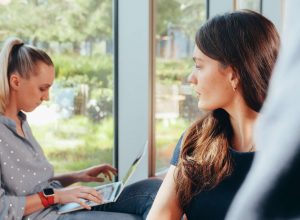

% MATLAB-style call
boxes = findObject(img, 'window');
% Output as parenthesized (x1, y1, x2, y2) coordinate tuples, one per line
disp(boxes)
(154, 0, 206, 173)
(234, 0, 262, 12)
(0, 0, 114, 182)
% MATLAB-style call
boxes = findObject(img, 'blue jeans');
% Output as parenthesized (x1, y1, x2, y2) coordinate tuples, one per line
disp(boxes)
(57, 178, 162, 220)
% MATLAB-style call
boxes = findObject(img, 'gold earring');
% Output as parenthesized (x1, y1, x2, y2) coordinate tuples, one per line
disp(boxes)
(232, 85, 236, 92)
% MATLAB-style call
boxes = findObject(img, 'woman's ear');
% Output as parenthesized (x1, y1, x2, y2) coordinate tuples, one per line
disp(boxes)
(228, 66, 239, 91)
(9, 73, 21, 91)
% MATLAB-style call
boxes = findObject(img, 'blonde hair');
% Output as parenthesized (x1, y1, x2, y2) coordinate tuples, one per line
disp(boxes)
(0, 37, 53, 113)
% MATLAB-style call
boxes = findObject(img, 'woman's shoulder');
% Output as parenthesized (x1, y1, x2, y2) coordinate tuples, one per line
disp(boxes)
(229, 147, 255, 161)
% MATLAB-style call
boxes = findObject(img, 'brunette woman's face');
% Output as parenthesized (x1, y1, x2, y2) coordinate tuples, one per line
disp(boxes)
(14, 62, 55, 112)
(188, 46, 236, 111)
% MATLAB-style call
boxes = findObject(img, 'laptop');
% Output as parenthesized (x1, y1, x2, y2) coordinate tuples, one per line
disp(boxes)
(57, 141, 147, 214)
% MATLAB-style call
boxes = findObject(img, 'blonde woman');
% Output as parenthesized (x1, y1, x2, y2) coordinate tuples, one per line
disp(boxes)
(0, 37, 161, 220)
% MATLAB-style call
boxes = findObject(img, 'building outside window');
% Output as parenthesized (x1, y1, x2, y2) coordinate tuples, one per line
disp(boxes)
(154, 0, 207, 173)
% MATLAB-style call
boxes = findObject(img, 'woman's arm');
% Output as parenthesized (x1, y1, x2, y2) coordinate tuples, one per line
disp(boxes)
(50, 164, 117, 187)
(50, 172, 79, 187)
(147, 165, 183, 220)
(24, 193, 47, 216)
(24, 185, 102, 216)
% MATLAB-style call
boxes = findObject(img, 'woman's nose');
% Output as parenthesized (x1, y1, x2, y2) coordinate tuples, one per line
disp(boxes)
(42, 91, 49, 101)
(187, 70, 197, 84)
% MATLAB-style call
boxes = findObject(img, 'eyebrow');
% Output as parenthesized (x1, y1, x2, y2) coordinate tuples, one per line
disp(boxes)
(193, 57, 204, 62)
(40, 84, 52, 88)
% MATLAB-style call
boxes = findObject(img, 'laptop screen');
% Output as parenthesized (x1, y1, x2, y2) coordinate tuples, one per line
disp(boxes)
(121, 141, 147, 185)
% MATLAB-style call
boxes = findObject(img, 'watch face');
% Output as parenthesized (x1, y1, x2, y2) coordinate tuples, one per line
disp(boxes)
(43, 188, 54, 196)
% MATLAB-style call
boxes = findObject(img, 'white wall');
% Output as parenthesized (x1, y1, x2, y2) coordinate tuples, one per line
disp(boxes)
(262, 0, 283, 33)
(209, 0, 233, 18)
(118, 0, 150, 183)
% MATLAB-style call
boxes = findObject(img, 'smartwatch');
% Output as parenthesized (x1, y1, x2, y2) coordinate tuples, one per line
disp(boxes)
(38, 188, 55, 208)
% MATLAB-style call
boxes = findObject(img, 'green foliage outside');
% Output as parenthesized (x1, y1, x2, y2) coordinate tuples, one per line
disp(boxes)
(156, 58, 193, 84)
(0, 0, 112, 43)
(53, 54, 113, 88)
(31, 114, 190, 175)
(157, 0, 206, 39)
(1, 0, 205, 175)
(31, 116, 114, 174)
(155, 118, 190, 171)
(53, 54, 113, 121)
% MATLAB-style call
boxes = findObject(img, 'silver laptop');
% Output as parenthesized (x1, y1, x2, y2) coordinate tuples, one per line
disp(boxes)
(57, 142, 147, 214)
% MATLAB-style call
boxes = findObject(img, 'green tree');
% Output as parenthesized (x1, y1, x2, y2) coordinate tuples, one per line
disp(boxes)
(156, 0, 181, 37)
(179, 1, 206, 39)
(0, 0, 112, 47)
(156, 0, 206, 39)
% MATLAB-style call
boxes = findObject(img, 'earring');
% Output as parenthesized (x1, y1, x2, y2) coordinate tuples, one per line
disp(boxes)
(232, 85, 236, 92)
(232, 81, 238, 92)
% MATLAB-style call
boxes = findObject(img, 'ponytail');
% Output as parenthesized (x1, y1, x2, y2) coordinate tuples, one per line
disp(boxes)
(0, 37, 53, 114)
(0, 37, 23, 113)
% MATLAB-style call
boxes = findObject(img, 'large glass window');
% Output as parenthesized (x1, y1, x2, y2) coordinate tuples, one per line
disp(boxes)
(0, 0, 114, 181)
(155, 0, 206, 173)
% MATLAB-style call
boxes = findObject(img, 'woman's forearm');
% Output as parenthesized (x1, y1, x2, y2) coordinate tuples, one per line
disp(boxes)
(50, 171, 79, 187)
(24, 192, 59, 216)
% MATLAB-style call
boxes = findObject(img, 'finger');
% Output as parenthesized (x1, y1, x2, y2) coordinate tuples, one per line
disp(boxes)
(101, 164, 117, 173)
(105, 171, 113, 181)
(78, 192, 101, 204)
(90, 190, 103, 202)
(103, 169, 117, 179)
(83, 187, 102, 201)
(86, 193, 102, 204)
(101, 170, 110, 180)
(90, 177, 104, 182)
(107, 169, 118, 176)
(76, 199, 91, 210)
(106, 166, 118, 174)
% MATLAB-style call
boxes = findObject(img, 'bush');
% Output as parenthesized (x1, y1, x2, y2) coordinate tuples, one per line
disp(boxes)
(51, 54, 114, 121)
(156, 58, 193, 84)
(53, 54, 113, 88)
(31, 116, 114, 174)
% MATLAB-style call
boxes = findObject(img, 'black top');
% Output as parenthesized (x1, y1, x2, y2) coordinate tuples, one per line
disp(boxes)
(171, 135, 254, 220)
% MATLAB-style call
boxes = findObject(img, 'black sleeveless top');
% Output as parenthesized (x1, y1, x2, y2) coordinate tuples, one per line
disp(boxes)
(171, 135, 254, 220)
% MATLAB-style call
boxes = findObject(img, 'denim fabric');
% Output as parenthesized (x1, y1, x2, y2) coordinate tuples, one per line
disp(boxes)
(57, 211, 142, 220)
(57, 178, 162, 220)
(170, 134, 184, 165)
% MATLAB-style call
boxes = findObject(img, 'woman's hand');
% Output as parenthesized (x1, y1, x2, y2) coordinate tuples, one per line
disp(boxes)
(54, 186, 102, 210)
(76, 164, 118, 183)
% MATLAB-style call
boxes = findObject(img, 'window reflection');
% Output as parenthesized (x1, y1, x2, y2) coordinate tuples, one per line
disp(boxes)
(155, 0, 206, 172)
(235, 0, 262, 12)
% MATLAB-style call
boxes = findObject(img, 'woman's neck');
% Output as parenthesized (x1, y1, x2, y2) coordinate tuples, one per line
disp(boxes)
(225, 98, 259, 152)
(4, 98, 20, 124)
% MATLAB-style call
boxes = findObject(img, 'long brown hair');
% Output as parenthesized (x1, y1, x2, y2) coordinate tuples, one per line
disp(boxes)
(176, 10, 280, 209)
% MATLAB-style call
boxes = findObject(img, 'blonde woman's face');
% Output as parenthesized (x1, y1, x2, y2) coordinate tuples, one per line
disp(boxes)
(188, 46, 236, 112)
(16, 62, 55, 112)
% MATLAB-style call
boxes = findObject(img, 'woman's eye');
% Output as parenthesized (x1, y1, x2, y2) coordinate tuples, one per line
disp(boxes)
(39, 88, 46, 92)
